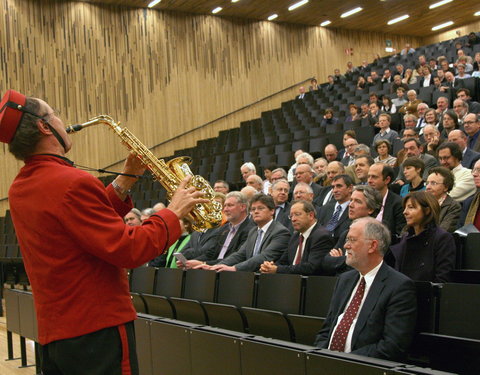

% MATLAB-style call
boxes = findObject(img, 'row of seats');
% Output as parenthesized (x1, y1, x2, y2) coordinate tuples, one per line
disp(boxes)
(129, 267, 480, 374)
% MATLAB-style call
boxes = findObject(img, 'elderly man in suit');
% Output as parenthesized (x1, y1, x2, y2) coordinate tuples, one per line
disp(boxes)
(260, 200, 334, 275)
(271, 179, 292, 230)
(464, 113, 480, 152)
(182, 192, 255, 268)
(314, 217, 417, 361)
(317, 175, 353, 242)
(203, 194, 290, 272)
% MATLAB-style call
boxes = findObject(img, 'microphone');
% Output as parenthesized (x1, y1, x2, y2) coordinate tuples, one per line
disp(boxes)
(65, 124, 83, 133)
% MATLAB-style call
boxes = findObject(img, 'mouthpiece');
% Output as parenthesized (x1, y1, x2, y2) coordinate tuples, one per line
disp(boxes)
(66, 124, 83, 133)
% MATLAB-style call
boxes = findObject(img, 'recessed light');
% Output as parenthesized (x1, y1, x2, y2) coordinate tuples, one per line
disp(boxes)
(212, 7, 222, 14)
(432, 21, 454, 30)
(268, 14, 278, 21)
(320, 20, 331, 27)
(475, 11, 480, 16)
(288, 0, 309, 11)
(232, 0, 240, 2)
(429, 0, 453, 9)
(341, 7, 363, 18)
(387, 15, 409, 25)
(147, 0, 161, 8)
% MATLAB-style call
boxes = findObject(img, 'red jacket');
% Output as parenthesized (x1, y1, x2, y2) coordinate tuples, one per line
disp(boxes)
(8, 155, 180, 344)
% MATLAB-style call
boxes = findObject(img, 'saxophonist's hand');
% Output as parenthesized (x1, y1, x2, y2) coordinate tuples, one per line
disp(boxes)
(112, 153, 146, 200)
(168, 176, 210, 219)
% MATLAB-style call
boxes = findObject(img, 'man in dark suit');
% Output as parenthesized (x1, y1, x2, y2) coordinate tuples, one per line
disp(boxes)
(260, 200, 334, 275)
(448, 129, 480, 169)
(317, 174, 353, 242)
(314, 217, 417, 361)
(205, 194, 291, 272)
(183, 191, 254, 268)
(464, 113, 480, 153)
(457, 89, 480, 115)
(368, 163, 406, 242)
(271, 179, 292, 230)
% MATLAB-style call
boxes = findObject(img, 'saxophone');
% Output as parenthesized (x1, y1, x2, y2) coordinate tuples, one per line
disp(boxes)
(66, 115, 222, 231)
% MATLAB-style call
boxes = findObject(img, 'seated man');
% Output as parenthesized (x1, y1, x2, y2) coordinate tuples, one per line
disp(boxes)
(182, 192, 254, 268)
(459, 159, 480, 229)
(200, 194, 291, 272)
(317, 174, 353, 242)
(314, 217, 417, 361)
(271, 179, 292, 230)
(260, 200, 334, 275)
(124, 208, 142, 226)
(354, 155, 375, 184)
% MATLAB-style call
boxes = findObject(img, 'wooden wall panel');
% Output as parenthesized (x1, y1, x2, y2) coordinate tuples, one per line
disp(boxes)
(423, 19, 480, 46)
(0, 0, 422, 213)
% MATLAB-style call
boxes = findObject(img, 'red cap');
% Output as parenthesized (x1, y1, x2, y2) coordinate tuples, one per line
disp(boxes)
(0, 90, 27, 144)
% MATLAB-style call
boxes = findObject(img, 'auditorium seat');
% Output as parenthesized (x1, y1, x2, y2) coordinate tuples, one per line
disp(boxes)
(286, 314, 325, 345)
(303, 276, 338, 317)
(130, 266, 156, 294)
(462, 233, 480, 270)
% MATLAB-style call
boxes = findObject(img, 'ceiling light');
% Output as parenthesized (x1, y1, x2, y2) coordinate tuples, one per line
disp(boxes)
(231, 0, 240, 2)
(212, 7, 222, 14)
(475, 11, 480, 16)
(320, 20, 331, 27)
(429, 0, 453, 9)
(432, 21, 454, 30)
(147, 0, 161, 8)
(288, 0, 309, 11)
(387, 14, 409, 25)
(341, 7, 363, 18)
(268, 14, 278, 21)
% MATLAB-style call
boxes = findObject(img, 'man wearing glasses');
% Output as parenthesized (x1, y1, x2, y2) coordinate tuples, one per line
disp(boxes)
(314, 217, 417, 361)
(459, 159, 480, 230)
(464, 113, 480, 152)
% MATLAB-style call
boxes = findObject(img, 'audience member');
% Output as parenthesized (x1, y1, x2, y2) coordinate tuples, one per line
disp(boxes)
(321, 108, 339, 128)
(399, 90, 422, 117)
(140, 208, 155, 221)
(262, 163, 277, 194)
(309, 78, 319, 91)
(381, 96, 396, 114)
(317, 174, 353, 241)
(425, 167, 461, 232)
(313, 157, 328, 185)
(458, 159, 480, 229)
(415, 103, 429, 130)
(399, 157, 426, 197)
(246, 174, 263, 192)
(240, 162, 256, 182)
(419, 66, 434, 87)
(456, 89, 480, 114)
(346, 104, 361, 122)
(341, 137, 359, 166)
(395, 138, 439, 184)
(440, 110, 459, 138)
(395, 63, 405, 78)
(390, 77, 408, 96)
(437, 142, 476, 202)
(324, 144, 339, 162)
(402, 68, 416, 85)
(240, 185, 257, 200)
(356, 76, 366, 91)
(260, 200, 334, 275)
(387, 191, 456, 282)
(294, 163, 323, 204)
(124, 208, 142, 226)
(372, 114, 399, 147)
(213, 180, 230, 195)
(296, 86, 306, 99)
(183, 192, 254, 268)
(392, 88, 408, 108)
(287, 149, 307, 182)
(354, 155, 375, 184)
(318, 161, 345, 205)
(448, 129, 480, 169)
(271, 167, 288, 183)
(423, 124, 443, 156)
(314, 217, 417, 361)
(401, 43, 415, 55)
(381, 69, 393, 84)
(203, 194, 290, 272)
(271, 180, 292, 230)
(368, 163, 406, 241)
(373, 140, 397, 167)
(464, 113, 480, 152)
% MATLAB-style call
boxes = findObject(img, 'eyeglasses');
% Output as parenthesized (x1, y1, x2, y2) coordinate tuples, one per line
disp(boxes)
(425, 181, 444, 186)
(288, 212, 306, 219)
(464, 121, 477, 126)
(472, 168, 480, 175)
(345, 237, 374, 244)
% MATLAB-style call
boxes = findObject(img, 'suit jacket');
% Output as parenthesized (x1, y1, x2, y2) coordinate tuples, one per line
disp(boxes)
(439, 195, 461, 233)
(275, 223, 334, 275)
(315, 186, 333, 207)
(275, 202, 291, 229)
(182, 228, 221, 260)
(467, 100, 480, 114)
(317, 200, 352, 242)
(193, 217, 256, 265)
(461, 147, 480, 169)
(382, 190, 406, 242)
(220, 220, 291, 272)
(314, 262, 417, 361)
(311, 182, 324, 206)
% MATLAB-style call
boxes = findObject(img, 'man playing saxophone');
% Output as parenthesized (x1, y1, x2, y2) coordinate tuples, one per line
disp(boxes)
(0, 89, 207, 375)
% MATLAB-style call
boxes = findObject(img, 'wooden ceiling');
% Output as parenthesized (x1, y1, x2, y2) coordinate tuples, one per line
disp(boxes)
(85, 0, 479, 37)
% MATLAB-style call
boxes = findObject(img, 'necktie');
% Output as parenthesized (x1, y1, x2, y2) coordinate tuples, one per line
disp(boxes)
(217, 225, 237, 259)
(293, 234, 304, 265)
(329, 277, 366, 352)
(326, 205, 342, 232)
(252, 229, 264, 256)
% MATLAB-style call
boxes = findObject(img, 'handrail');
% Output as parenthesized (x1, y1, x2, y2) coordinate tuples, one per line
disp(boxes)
(102, 77, 314, 169)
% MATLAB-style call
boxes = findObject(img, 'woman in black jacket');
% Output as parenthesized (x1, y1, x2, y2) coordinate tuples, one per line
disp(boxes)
(386, 191, 456, 282)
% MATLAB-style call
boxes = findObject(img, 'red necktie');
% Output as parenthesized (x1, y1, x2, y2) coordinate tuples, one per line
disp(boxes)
(329, 277, 366, 352)
(293, 234, 304, 265)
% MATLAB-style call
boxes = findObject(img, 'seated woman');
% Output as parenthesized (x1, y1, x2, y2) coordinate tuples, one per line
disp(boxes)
(149, 218, 193, 268)
(356, 76, 366, 90)
(345, 104, 360, 122)
(402, 68, 416, 85)
(374, 139, 397, 167)
(423, 108, 439, 130)
(320, 108, 339, 127)
(381, 95, 397, 114)
(386, 191, 456, 282)
(400, 157, 426, 197)
(425, 167, 461, 232)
